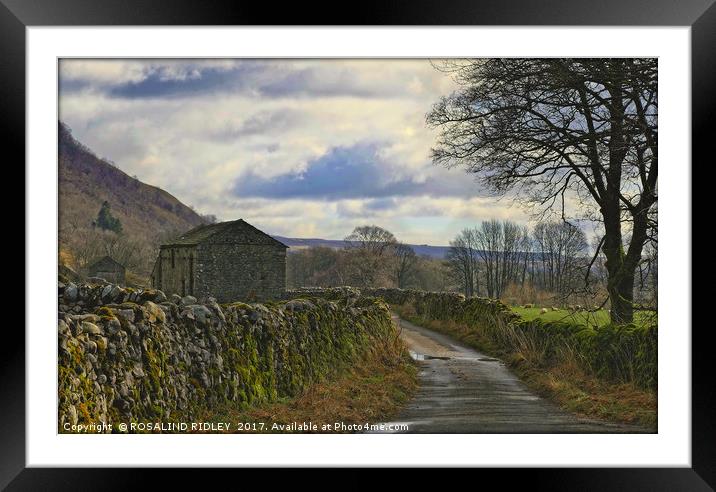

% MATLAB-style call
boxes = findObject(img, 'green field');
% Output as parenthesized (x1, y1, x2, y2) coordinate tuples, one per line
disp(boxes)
(511, 306, 656, 328)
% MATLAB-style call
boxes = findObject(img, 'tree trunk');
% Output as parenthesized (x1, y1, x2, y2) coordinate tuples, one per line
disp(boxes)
(602, 218, 641, 325)
(602, 197, 652, 324)
(474, 262, 480, 297)
(602, 193, 635, 324)
(607, 270, 635, 324)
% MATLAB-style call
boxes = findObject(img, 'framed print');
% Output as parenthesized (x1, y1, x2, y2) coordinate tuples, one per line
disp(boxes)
(5, 0, 712, 488)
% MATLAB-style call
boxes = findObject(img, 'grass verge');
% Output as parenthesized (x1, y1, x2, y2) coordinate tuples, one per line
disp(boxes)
(511, 306, 657, 328)
(393, 304, 657, 430)
(196, 333, 418, 433)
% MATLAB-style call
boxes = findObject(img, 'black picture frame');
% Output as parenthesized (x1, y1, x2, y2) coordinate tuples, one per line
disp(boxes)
(4, 0, 710, 489)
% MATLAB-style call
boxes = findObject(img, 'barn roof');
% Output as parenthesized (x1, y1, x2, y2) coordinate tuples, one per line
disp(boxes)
(89, 255, 125, 271)
(162, 219, 288, 248)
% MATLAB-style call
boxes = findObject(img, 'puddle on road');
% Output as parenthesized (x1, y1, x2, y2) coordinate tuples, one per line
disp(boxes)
(409, 351, 451, 361)
(408, 350, 505, 364)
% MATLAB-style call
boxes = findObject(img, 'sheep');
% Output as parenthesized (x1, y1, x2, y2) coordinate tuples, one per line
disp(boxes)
(551, 306, 559, 311)
(540, 307, 548, 315)
(523, 303, 534, 309)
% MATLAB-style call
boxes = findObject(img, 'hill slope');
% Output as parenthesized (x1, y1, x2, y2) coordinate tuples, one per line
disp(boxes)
(59, 122, 205, 245)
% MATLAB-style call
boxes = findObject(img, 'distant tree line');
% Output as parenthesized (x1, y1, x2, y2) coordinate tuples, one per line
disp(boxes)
(287, 225, 452, 292)
(288, 220, 655, 311)
(287, 221, 660, 312)
(447, 219, 588, 301)
(445, 218, 656, 310)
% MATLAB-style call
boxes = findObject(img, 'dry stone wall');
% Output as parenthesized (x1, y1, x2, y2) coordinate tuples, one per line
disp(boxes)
(58, 281, 394, 433)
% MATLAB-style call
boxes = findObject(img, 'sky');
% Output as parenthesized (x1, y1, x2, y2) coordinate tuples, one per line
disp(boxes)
(59, 58, 532, 245)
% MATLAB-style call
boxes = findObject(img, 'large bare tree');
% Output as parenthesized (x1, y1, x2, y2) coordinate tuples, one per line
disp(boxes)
(344, 225, 398, 287)
(446, 228, 480, 297)
(344, 225, 397, 255)
(427, 58, 657, 323)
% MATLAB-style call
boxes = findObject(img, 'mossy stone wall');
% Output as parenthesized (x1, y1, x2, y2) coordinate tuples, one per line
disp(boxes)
(58, 282, 394, 432)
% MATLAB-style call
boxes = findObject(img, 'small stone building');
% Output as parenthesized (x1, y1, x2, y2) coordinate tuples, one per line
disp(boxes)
(88, 256, 126, 285)
(151, 219, 288, 302)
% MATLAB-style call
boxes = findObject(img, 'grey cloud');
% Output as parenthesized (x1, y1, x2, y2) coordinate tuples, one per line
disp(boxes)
(208, 110, 302, 141)
(62, 60, 417, 101)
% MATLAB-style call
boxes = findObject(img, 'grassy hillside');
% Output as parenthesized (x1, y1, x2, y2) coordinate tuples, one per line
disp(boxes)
(59, 122, 205, 241)
(58, 121, 206, 278)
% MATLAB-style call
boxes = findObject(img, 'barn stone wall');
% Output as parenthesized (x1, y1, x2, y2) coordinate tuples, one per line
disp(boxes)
(154, 246, 197, 298)
(195, 243, 285, 302)
(88, 260, 125, 285)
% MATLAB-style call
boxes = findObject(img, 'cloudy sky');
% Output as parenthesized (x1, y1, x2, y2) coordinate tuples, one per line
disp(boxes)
(59, 59, 531, 245)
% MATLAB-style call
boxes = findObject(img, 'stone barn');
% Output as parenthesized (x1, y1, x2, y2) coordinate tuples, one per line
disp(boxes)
(150, 219, 288, 302)
(88, 256, 126, 285)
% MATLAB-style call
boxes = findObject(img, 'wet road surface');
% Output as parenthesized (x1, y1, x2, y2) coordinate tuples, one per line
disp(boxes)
(373, 315, 648, 434)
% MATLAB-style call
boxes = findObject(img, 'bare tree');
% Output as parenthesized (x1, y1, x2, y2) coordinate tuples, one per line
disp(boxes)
(475, 221, 500, 298)
(518, 226, 532, 287)
(343, 225, 399, 287)
(68, 228, 150, 276)
(533, 221, 588, 295)
(446, 229, 479, 296)
(499, 221, 527, 295)
(344, 225, 397, 255)
(428, 58, 657, 323)
(287, 247, 345, 288)
(473, 220, 529, 299)
(393, 243, 418, 289)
